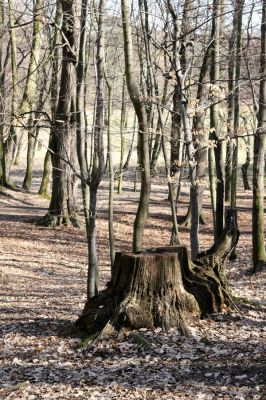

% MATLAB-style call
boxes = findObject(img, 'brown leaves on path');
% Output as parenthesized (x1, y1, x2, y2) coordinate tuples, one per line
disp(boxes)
(0, 170, 265, 399)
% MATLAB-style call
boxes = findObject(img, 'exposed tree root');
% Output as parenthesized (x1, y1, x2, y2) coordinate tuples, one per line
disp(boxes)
(36, 212, 80, 228)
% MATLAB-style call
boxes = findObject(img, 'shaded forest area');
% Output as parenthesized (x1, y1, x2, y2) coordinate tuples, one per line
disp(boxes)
(0, 0, 265, 399)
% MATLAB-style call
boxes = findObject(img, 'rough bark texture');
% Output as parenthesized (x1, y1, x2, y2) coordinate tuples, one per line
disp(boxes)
(40, 61, 78, 227)
(252, 0, 266, 273)
(38, 0, 78, 227)
(77, 247, 200, 335)
(193, 210, 239, 313)
(77, 211, 239, 336)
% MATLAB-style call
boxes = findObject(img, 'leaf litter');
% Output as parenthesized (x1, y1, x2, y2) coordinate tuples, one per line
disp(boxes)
(0, 168, 265, 399)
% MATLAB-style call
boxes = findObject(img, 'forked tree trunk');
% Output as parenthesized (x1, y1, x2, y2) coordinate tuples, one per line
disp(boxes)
(77, 210, 239, 336)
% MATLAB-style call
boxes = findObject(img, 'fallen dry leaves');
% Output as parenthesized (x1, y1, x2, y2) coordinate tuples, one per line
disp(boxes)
(0, 167, 265, 399)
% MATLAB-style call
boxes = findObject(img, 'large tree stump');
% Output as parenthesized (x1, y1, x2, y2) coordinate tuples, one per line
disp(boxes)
(77, 210, 239, 335)
(77, 248, 200, 335)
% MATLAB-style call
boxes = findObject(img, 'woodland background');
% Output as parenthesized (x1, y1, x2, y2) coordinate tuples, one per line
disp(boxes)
(0, 0, 265, 398)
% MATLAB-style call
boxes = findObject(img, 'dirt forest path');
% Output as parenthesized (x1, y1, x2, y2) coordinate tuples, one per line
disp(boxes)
(0, 166, 265, 399)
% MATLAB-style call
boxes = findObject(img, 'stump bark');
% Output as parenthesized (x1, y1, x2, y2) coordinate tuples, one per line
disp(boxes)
(77, 248, 200, 335)
(77, 210, 239, 335)
(191, 210, 240, 314)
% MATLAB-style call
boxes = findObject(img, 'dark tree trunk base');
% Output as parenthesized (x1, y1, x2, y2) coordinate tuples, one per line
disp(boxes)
(241, 163, 251, 191)
(0, 179, 18, 190)
(36, 212, 80, 228)
(77, 210, 239, 337)
(253, 260, 266, 274)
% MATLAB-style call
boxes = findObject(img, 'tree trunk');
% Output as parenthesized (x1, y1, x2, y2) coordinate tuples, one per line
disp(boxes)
(225, 15, 236, 202)
(47, 111, 78, 226)
(225, 140, 233, 201)
(123, 113, 136, 171)
(150, 35, 169, 174)
(121, 0, 151, 253)
(190, 34, 211, 230)
(241, 135, 251, 191)
(230, 0, 244, 211)
(22, 115, 36, 190)
(0, 0, 6, 185)
(3, 0, 19, 187)
(23, 61, 50, 191)
(210, 0, 224, 241)
(106, 78, 115, 270)
(18, 0, 44, 179)
(252, 0, 266, 273)
(90, 0, 106, 294)
(208, 145, 217, 235)
(117, 75, 126, 194)
(167, 1, 182, 184)
(77, 210, 239, 336)
(38, 0, 62, 198)
(167, 0, 201, 259)
(39, 0, 78, 226)
(38, 147, 51, 197)
(193, 209, 239, 311)
(87, 188, 99, 298)
(159, 103, 180, 245)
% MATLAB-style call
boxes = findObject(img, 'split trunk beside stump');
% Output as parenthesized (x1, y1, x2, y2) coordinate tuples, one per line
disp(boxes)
(77, 210, 239, 335)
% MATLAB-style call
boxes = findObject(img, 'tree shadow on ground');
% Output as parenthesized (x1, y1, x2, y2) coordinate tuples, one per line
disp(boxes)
(0, 212, 47, 223)
(0, 191, 40, 206)
(0, 334, 264, 389)
(0, 306, 264, 338)
(0, 316, 79, 339)
(0, 223, 87, 246)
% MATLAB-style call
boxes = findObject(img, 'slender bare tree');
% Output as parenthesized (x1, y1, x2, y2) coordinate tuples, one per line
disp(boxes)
(252, 0, 266, 273)
(121, 0, 151, 253)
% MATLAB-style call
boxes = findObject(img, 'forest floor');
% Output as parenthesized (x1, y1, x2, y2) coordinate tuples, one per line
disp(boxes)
(0, 165, 265, 400)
